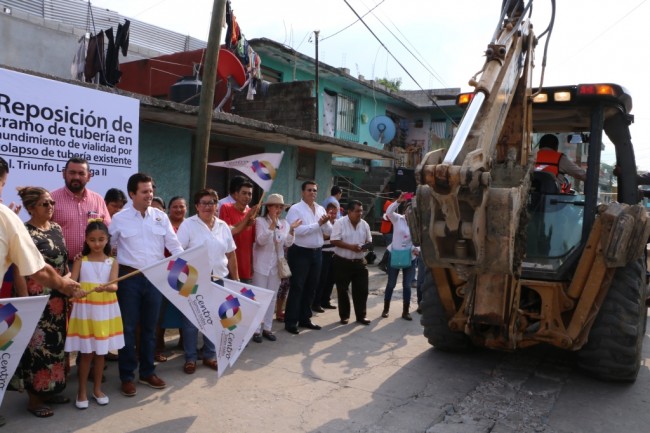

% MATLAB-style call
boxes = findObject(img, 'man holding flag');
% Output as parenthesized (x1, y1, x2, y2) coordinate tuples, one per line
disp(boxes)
(109, 173, 183, 397)
(209, 152, 285, 286)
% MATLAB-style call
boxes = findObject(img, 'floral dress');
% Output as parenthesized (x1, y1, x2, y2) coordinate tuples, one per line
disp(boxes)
(14, 223, 69, 395)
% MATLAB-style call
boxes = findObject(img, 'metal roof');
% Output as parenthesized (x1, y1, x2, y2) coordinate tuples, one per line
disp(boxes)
(2, 0, 206, 54)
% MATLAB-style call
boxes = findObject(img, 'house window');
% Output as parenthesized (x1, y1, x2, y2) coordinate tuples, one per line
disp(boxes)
(323, 90, 359, 141)
(336, 93, 358, 141)
(260, 65, 283, 83)
(297, 148, 316, 180)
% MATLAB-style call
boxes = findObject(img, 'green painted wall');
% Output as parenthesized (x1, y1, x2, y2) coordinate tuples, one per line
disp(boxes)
(137, 124, 334, 211)
(262, 142, 332, 206)
(262, 56, 390, 151)
(138, 122, 192, 204)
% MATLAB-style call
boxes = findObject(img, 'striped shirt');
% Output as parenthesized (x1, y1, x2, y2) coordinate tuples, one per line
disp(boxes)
(51, 187, 111, 259)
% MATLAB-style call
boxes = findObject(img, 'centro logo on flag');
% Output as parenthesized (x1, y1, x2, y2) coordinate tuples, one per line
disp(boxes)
(250, 160, 276, 181)
(167, 258, 199, 297)
(218, 295, 242, 330)
(0, 303, 22, 350)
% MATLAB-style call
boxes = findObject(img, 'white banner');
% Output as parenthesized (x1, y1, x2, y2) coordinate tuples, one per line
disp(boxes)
(208, 151, 284, 191)
(140, 243, 263, 377)
(0, 67, 139, 210)
(0, 295, 49, 406)
(213, 282, 263, 375)
(140, 243, 222, 349)
(222, 278, 274, 367)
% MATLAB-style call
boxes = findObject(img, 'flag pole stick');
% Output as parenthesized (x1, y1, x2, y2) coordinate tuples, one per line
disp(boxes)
(87, 268, 142, 294)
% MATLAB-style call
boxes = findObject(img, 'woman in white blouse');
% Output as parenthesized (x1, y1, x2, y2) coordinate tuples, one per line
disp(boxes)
(176, 188, 238, 374)
(382, 192, 419, 321)
(252, 194, 301, 343)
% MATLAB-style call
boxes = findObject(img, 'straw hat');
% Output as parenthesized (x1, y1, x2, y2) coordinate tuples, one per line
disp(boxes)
(262, 193, 289, 208)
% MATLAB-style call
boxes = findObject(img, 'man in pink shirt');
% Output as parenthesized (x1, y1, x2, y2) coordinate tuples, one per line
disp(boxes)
(51, 157, 111, 260)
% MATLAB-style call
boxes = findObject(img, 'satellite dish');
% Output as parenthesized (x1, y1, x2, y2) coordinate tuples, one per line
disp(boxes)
(369, 115, 396, 144)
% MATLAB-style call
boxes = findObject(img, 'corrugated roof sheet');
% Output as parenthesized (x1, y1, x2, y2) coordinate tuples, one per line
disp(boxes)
(3, 0, 207, 54)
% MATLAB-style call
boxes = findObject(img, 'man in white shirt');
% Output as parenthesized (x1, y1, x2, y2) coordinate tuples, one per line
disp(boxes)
(109, 173, 183, 397)
(330, 200, 373, 325)
(284, 180, 329, 334)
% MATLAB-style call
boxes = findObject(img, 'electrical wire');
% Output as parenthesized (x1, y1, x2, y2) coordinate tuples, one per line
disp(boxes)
(322, 0, 386, 41)
(356, 0, 448, 88)
(563, 0, 647, 59)
(341, 0, 458, 127)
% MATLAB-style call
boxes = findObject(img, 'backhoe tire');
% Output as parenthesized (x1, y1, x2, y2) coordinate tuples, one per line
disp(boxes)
(576, 257, 648, 382)
(420, 269, 472, 351)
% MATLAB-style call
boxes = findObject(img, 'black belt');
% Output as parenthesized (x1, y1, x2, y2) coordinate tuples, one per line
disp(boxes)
(119, 264, 139, 274)
(322, 245, 335, 250)
(292, 245, 322, 252)
(334, 255, 365, 263)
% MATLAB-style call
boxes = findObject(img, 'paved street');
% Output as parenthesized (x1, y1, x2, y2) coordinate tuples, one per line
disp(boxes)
(4, 249, 650, 432)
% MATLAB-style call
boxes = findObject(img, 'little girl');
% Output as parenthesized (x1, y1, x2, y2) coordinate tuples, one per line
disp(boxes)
(65, 220, 124, 409)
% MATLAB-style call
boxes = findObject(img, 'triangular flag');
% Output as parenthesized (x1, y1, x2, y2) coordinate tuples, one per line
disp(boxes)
(211, 282, 263, 375)
(208, 152, 284, 191)
(222, 278, 274, 366)
(140, 243, 222, 350)
(0, 295, 49, 405)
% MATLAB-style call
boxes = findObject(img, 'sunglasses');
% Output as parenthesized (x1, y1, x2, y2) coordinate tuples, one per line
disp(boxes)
(37, 200, 56, 208)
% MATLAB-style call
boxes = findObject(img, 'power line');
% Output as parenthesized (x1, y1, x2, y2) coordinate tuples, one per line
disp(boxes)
(322, 0, 386, 41)
(341, 0, 458, 126)
(561, 0, 648, 60)
(356, 0, 448, 88)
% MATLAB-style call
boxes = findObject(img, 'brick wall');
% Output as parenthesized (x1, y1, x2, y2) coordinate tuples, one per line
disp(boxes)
(232, 81, 317, 133)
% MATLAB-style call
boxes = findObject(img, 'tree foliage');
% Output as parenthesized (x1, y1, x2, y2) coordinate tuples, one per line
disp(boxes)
(376, 77, 402, 92)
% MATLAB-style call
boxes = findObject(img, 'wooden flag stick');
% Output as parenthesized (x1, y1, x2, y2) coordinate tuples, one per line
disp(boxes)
(87, 268, 142, 294)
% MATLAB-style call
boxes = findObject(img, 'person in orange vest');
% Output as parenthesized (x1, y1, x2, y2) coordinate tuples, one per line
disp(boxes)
(534, 134, 586, 193)
(377, 190, 402, 273)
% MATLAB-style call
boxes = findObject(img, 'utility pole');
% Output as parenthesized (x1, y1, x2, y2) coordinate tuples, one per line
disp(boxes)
(192, 0, 227, 200)
(314, 30, 319, 134)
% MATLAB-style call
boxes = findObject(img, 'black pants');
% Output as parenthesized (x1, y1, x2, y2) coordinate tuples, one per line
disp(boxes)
(313, 250, 335, 307)
(333, 255, 369, 321)
(285, 245, 322, 327)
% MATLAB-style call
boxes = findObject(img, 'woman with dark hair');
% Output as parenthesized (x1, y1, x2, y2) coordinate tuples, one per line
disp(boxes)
(381, 192, 418, 321)
(176, 189, 238, 373)
(151, 196, 166, 211)
(104, 188, 128, 217)
(13, 186, 83, 417)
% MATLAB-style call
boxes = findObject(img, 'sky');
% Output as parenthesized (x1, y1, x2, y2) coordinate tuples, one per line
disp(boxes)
(90, 0, 649, 169)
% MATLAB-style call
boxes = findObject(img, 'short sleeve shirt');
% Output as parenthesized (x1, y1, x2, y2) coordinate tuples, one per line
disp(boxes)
(0, 204, 45, 277)
(219, 203, 255, 279)
(51, 187, 112, 258)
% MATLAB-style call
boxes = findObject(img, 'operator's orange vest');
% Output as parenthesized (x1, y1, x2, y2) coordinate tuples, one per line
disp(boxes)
(534, 148, 562, 176)
(380, 200, 393, 234)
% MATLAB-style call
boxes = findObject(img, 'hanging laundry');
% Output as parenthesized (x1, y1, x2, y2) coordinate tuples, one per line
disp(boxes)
(105, 20, 131, 86)
(70, 35, 87, 81)
(116, 19, 130, 57)
(84, 30, 106, 84)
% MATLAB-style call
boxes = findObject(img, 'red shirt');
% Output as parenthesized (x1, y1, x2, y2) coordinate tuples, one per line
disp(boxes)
(50, 187, 112, 259)
(219, 203, 255, 279)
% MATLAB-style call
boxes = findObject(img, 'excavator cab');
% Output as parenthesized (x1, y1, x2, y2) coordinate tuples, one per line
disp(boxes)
(413, 80, 649, 382)
(410, 0, 648, 383)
